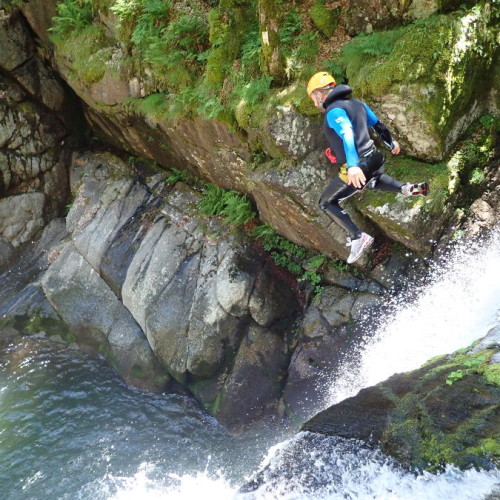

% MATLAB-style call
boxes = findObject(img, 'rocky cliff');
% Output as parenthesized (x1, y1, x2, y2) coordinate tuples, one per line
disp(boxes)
(0, 0, 498, 435)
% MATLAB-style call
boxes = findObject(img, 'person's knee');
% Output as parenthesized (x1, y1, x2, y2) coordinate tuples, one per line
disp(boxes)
(318, 198, 339, 212)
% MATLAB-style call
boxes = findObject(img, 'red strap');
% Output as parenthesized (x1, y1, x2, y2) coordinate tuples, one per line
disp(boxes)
(325, 148, 337, 163)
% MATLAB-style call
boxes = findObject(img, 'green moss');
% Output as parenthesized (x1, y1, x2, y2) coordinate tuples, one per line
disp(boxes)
(309, 0, 339, 38)
(355, 155, 452, 241)
(340, 8, 496, 139)
(447, 114, 498, 198)
(4, 314, 75, 342)
(1, 0, 26, 12)
(377, 340, 500, 471)
(53, 24, 114, 85)
(483, 364, 500, 386)
(465, 438, 500, 461)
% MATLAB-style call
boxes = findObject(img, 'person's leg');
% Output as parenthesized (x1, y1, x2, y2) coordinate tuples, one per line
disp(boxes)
(362, 152, 429, 196)
(319, 177, 361, 238)
(375, 173, 404, 192)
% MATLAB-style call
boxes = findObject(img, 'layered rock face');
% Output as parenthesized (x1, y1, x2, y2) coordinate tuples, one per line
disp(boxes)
(5, 1, 495, 262)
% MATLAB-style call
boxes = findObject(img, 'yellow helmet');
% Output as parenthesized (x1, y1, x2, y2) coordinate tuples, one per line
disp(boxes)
(307, 72, 336, 96)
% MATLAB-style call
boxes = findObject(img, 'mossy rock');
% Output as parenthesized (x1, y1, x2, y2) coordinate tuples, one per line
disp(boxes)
(355, 156, 452, 253)
(341, 7, 497, 160)
(303, 343, 500, 471)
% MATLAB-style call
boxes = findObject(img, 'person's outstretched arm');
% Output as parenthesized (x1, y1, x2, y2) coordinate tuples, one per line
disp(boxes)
(363, 103, 400, 155)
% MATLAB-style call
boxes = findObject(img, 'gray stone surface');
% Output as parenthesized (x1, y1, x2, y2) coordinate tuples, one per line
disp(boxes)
(0, 193, 46, 246)
(41, 245, 167, 392)
(470, 324, 500, 354)
(0, 235, 15, 267)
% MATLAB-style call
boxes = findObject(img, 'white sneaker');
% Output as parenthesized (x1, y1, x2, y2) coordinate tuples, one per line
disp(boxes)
(401, 182, 429, 196)
(346, 232, 374, 264)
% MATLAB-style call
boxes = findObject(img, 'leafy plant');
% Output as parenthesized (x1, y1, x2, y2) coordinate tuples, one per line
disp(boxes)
(446, 370, 464, 385)
(165, 168, 190, 186)
(49, 0, 94, 38)
(251, 223, 329, 294)
(199, 184, 256, 226)
(446, 355, 487, 385)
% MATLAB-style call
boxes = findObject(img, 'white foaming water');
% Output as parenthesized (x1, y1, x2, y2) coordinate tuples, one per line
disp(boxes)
(328, 230, 500, 404)
(101, 434, 500, 500)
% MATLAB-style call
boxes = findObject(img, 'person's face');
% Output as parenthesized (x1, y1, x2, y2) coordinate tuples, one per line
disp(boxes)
(310, 89, 328, 112)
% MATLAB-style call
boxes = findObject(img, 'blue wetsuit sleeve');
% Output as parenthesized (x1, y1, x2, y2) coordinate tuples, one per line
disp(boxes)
(363, 103, 379, 127)
(326, 108, 359, 168)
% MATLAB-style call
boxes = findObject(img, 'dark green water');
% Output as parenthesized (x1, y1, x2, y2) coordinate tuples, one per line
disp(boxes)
(0, 338, 290, 499)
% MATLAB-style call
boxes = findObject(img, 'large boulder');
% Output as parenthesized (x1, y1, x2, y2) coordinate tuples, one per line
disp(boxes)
(345, 8, 497, 161)
(283, 287, 383, 422)
(41, 245, 168, 392)
(303, 335, 500, 471)
(42, 151, 301, 426)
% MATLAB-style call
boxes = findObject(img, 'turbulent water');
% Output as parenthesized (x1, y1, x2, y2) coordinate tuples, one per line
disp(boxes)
(1, 232, 499, 499)
(326, 230, 500, 405)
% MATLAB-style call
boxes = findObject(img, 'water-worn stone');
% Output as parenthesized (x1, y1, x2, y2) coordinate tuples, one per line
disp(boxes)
(303, 340, 500, 470)
(283, 285, 382, 421)
(213, 325, 289, 428)
(59, 151, 301, 423)
(41, 245, 168, 392)
(0, 235, 15, 267)
(67, 152, 148, 272)
(0, 193, 46, 246)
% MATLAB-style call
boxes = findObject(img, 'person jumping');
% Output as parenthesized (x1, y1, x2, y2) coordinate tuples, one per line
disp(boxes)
(307, 71, 429, 264)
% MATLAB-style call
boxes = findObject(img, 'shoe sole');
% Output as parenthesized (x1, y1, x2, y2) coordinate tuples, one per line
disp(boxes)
(347, 236, 374, 264)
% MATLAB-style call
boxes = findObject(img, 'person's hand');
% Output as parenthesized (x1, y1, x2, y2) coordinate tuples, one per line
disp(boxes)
(391, 141, 400, 155)
(347, 166, 366, 189)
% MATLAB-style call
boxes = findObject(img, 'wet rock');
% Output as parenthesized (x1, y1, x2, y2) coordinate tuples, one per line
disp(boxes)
(41, 245, 168, 392)
(0, 235, 15, 267)
(283, 286, 382, 421)
(212, 325, 289, 429)
(303, 340, 500, 471)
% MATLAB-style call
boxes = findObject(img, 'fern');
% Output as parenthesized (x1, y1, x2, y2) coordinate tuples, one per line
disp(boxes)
(49, 0, 94, 38)
(165, 168, 190, 185)
(219, 192, 256, 226)
(199, 184, 256, 226)
(343, 28, 407, 58)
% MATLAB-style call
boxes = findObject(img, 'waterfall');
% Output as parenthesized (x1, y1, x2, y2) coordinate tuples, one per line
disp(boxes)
(2, 232, 499, 499)
(327, 229, 500, 405)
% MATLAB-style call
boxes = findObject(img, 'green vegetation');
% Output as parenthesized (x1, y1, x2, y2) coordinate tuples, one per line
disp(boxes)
(339, 7, 496, 138)
(382, 345, 500, 471)
(0, 313, 75, 343)
(251, 223, 350, 294)
(447, 114, 498, 197)
(165, 168, 191, 186)
(1, 0, 27, 12)
(309, 0, 339, 37)
(199, 184, 256, 226)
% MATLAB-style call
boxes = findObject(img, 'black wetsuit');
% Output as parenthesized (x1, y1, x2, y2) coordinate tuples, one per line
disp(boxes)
(318, 85, 403, 239)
